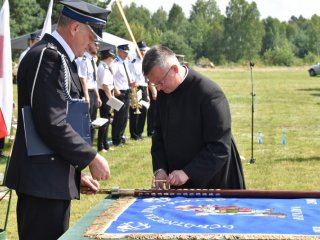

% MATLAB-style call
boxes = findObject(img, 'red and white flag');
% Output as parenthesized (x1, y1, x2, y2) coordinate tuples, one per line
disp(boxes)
(0, 0, 13, 138)
(40, 0, 53, 39)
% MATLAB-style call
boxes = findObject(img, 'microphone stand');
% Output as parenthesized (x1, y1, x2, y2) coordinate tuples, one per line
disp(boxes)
(249, 62, 255, 164)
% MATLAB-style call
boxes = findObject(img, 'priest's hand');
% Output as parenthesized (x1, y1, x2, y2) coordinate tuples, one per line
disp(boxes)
(168, 170, 189, 186)
(153, 169, 169, 189)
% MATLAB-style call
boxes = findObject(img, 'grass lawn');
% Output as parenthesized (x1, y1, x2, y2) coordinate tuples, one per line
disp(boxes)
(1, 66, 319, 239)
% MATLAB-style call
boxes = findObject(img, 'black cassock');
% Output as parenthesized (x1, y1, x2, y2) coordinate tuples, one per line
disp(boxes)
(152, 68, 245, 189)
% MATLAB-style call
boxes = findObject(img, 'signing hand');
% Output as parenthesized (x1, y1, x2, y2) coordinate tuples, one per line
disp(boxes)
(168, 170, 189, 186)
(153, 169, 169, 189)
(80, 173, 100, 194)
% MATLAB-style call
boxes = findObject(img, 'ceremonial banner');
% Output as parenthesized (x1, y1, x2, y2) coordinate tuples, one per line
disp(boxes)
(86, 196, 320, 239)
(0, 0, 13, 138)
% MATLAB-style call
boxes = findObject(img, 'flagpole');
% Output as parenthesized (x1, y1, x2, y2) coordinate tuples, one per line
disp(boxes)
(249, 61, 256, 164)
(40, 0, 53, 38)
(115, 0, 142, 59)
(0, 3, 13, 230)
(0, 0, 13, 139)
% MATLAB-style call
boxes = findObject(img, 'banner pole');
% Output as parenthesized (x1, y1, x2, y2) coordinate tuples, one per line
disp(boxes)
(115, 0, 142, 59)
(249, 61, 256, 164)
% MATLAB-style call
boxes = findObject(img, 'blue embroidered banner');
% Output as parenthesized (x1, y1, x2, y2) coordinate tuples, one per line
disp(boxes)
(104, 197, 320, 237)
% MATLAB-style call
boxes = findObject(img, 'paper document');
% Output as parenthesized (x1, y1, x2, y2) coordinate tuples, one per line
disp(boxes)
(92, 118, 108, 128)
(137, 89, 142, 101)
(139, 100, 150, 109)
(107, 96, 124, 111)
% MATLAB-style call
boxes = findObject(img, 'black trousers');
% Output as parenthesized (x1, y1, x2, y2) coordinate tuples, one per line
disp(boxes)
(0, 137, 4, 151)
(16, 192, 71, 240)
(129, 86, 148, 139)
(147, 89, 157, 136)
(98, 89, 112, 150)
(112, 90, 130, 145)
(88, 89, 98, 144)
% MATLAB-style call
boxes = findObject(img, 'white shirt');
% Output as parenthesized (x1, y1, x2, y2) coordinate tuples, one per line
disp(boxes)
(129, 56, 148, 87)
(111, 56, 133, 90)
(51, 31, 75, 62)
(97, 61, 114, 91)
(19, 47, 30, 64)
(76, 51, 97, 90)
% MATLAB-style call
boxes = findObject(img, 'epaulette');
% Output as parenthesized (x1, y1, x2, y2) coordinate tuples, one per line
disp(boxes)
(46, 43, 57, 51)
(102, 62, 108, 69)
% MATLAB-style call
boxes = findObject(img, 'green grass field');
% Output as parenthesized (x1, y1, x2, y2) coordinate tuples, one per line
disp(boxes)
(1, 66, 320, 239)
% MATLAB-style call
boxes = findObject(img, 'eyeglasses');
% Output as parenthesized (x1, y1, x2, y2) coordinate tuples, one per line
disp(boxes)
(151, 67, 172, 88)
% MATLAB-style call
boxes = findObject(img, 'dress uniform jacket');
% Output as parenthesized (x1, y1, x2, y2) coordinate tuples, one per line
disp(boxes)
(5, 33, 96, 200)
(152, 68, 245, 189)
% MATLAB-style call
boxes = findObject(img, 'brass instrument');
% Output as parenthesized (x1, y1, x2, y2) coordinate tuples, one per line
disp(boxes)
(130, 85, 141, 114)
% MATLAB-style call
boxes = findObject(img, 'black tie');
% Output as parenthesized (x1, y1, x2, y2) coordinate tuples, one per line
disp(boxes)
(72, 60, 78, 71)
(123, 62, 131, 87)
(91, 58, 97, 81)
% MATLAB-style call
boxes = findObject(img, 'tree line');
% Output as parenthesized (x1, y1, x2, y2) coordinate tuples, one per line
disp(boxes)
(4, 0, 320, 66)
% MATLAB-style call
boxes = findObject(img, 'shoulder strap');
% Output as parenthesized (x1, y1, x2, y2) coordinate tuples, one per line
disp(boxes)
(30, 44, 83, 109)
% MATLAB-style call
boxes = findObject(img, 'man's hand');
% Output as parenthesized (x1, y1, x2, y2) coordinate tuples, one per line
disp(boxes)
(114, 88, 121, 97)
(89, 153, 111, 180)
(153, 169, 169, 189)
(97, 97, 102, 108)
(80, 173, 100, 194)
(168, 170, 189, 186)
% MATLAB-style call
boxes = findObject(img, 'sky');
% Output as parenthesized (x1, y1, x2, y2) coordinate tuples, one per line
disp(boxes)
(123, 0, 320, 22)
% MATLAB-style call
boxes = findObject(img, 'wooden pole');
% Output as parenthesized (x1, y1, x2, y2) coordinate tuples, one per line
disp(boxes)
(83, 187, 320, 199)
(115, 0, 142, 59)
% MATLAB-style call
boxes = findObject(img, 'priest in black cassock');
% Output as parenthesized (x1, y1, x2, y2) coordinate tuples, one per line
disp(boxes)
(142, 45, 245, 190)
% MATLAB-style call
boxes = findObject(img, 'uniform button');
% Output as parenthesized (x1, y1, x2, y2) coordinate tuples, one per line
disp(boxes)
(51, 157, 54, 161)
(74, 165, 79, 169)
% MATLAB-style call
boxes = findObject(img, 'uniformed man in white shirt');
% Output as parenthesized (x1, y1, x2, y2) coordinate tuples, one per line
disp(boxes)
(111, 44, 134, 146)
(128, 40, 149, 140)
(97, 48, 115, 152)
(18, 33, 40, 64)
(76, 42, 102, 144)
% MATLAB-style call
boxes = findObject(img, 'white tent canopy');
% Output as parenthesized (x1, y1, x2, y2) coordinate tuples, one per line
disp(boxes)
(11, 26, 134, 57)
(102, 32, 136, 59)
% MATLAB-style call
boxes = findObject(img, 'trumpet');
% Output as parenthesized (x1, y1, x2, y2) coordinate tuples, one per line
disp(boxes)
(130, 85, 141, 114)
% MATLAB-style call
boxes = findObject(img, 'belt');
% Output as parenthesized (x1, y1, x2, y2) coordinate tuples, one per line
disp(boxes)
(138, 86, 147, 90)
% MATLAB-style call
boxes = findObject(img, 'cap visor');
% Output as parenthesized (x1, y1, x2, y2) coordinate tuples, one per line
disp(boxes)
(87, 24, 103, 41)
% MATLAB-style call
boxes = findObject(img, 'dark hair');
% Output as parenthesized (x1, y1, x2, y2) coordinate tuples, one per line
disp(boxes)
(100, 52, 113, 60)
(142, 45, 176, 76)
